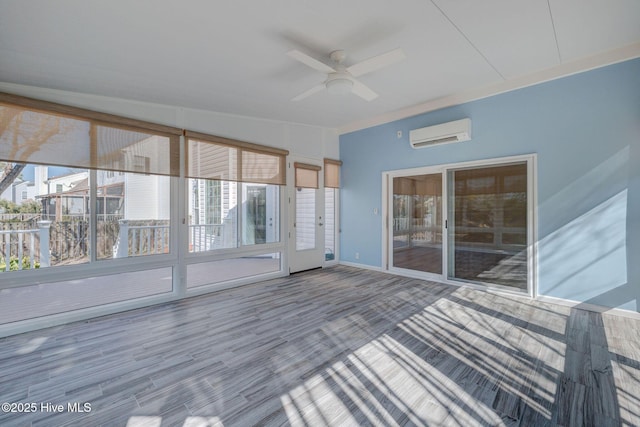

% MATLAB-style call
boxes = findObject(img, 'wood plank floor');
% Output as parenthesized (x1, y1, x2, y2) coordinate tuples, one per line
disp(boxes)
(1, 265, 639, 426)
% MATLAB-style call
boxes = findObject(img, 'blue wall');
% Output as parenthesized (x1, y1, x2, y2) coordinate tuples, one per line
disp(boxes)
(340, 58, 640, 311)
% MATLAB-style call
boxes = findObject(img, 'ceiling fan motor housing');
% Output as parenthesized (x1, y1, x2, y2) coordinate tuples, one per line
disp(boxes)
(326, 75, 354, 95)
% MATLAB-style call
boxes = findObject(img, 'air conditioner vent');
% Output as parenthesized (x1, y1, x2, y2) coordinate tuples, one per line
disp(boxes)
(409, 118, 471, 149)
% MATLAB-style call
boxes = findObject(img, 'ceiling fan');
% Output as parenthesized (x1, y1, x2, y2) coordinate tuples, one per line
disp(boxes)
(287, 48, 406, 102)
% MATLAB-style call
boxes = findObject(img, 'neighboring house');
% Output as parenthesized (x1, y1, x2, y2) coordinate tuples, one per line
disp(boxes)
(39, 171, 90, 220)
(0, 179, 37, 205)
(0, 165, 45, 209)
(13, 180, 36, 203)
(0, 178, 29, 203)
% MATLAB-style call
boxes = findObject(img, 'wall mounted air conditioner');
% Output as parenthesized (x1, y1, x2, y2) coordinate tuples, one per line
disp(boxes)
(409, 118, 471, 149)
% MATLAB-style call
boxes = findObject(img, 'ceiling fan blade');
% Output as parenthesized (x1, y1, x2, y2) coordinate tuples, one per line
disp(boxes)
(287, 50, 336, 74)
(291, 83, 325, 101)
(347, 48, 406, 77)
(351, 80, 378, 101)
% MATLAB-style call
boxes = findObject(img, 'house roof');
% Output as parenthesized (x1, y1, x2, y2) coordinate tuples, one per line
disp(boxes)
(0, 1, 638, 131)
(39, 177, 89, 198)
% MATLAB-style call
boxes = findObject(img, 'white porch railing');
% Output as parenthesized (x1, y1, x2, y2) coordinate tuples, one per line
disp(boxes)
(189, 224, 225, 252)
(2, 220, 228, 265)
(113, 221, 226, 257)
(114, 220, 170, 258)
(0, 221, 51, 272)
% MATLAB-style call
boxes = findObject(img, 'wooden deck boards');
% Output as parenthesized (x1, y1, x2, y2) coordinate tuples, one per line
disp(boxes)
(0, 265, 638, 426)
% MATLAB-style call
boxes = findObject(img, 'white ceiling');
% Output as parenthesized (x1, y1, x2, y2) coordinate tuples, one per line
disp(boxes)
(1, 0, 639, 131)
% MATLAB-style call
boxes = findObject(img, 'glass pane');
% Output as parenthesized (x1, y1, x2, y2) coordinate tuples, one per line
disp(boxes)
(324, 188, 336, 261)
(392, 174, 442, 274)
(447, 163, 528, 289)
(296, 187, 316, 250)
(242, 183, 280, 245)
(0, 105, 178, 176)
(97, 172, 171, 259)
(187, 253, 281, 288)
(186, 137, 286, 185)
(1, 163, 91, 271)
(187, 178, 238, 252)
(0, 267, 172, 323)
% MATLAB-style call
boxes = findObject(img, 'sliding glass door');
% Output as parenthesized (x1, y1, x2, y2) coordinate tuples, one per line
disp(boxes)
(447, 162, 528, 290)
(392, 174, 442, 274)
(388, 156, 533, 293)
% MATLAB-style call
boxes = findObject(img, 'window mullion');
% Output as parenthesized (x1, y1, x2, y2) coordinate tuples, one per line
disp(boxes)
(89, 121, 98, 263)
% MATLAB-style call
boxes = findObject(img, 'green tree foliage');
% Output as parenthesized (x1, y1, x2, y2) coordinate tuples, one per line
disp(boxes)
(0, 199, 41, 214)
(0, 256, 40, 272)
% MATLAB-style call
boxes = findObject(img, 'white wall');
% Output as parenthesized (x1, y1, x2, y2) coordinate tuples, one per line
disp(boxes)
(0, 186, 12, 202)
(0, 83, 339, 160)
(14, 181, 37, 203)
(124, 174, 172, 220)
(34, 165, 48, 197)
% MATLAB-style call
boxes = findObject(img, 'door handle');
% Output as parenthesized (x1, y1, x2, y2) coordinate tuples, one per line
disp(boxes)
(318, 222, 324, 226)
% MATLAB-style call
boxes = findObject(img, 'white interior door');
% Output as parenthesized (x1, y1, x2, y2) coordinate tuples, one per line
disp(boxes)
(289, 159, 325, 273)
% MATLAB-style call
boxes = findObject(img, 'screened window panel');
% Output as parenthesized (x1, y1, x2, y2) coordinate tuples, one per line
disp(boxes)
(95, 125, 179, 176)
(324, 158, 342, 188)
(187, 139, 239, 181)
(294, 163, 320, 189)
(186, 136, 286, 185)
(0, 104, 90, 167)
(0, 103, 180, 176)
(242, 150, 285, 184)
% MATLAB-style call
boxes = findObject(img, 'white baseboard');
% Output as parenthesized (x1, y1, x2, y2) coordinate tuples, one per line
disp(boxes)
(338, 261, 383, 272)
(338, 262, 640, 321)
(536, 294, 640, 320)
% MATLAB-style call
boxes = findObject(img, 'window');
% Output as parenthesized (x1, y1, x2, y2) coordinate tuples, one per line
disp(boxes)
(184, 132, 287, 289)
(0, 97, 180, 272)
(324, 188, 337, 261)
(132, 155, 151, 174)
(185, 132, 287, 254)
(98, 171, 171, 260)
(188, 178, 236, 251)
(21, 191, 27, 200)
(324, 158, 341, 262)
(187, 179, 281, 252)
(205, 180, 221, 225)
(0, 93, 290, 331)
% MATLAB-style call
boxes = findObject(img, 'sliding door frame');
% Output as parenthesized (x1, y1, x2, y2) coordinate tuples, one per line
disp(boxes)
(382, 153, 537, 297)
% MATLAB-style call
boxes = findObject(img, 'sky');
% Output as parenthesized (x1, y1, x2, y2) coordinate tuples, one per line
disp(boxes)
(20, 164, 77, 182)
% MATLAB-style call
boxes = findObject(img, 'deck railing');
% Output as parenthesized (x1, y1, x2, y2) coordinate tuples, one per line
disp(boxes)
(113, 221, 226, 257)
(189, 224, 225, 252)
(114, 220, 170, 257)
(0, 221, 51, 272)
(2, 220, 228, 268)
